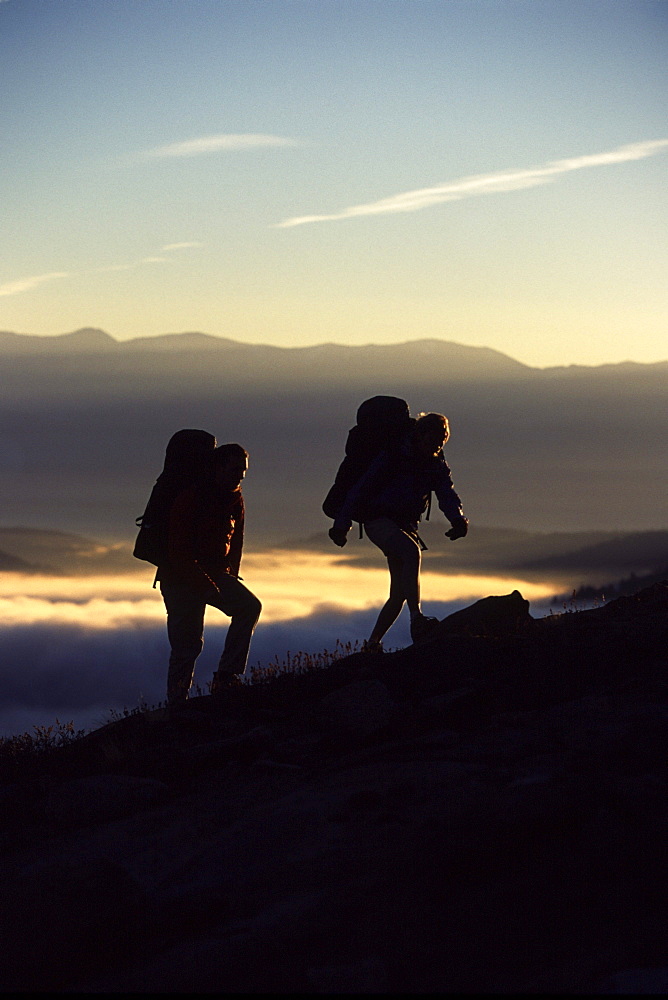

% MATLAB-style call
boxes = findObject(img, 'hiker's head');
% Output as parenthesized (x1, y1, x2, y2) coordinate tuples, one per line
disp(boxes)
(213, 443, 249, 489)
(414, 413, 450, 458)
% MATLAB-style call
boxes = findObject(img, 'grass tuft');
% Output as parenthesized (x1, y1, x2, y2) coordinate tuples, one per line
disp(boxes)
(248, 639, 362, 685)
(0, 718, 87, 760)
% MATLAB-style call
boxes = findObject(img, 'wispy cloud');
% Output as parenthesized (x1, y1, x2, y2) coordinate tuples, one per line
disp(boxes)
(93, 263, 134, 273)
(2, 243, 203, 297)
(96, 242, 202, 271)
(0, 272, 69, 297)
(276, 139, 668, 228)
(143, 133, 297, 159)
(160, 241, 204, 251)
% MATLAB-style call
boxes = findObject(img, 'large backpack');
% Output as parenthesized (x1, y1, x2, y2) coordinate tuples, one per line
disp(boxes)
(322, 396, 413, 521)
(133, 428, 216, 572)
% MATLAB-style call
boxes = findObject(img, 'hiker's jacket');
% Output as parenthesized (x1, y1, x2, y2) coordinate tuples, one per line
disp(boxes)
(334, 436, 465, 534)
(159, 482, 244, 591)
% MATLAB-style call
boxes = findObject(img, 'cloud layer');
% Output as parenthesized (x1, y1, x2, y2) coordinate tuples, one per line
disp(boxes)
(276, 139, 668, 227)
(0, 582, 566, 741)
(0, 604, 420, 738)
(0, 548, 558, 738)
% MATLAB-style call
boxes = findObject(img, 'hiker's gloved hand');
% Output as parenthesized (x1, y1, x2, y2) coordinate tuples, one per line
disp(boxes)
(445, 517, 468, 541)
(329, 526, 348, 548)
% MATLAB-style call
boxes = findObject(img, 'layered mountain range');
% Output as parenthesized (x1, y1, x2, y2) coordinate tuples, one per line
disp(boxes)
(0, 328, 665, 541)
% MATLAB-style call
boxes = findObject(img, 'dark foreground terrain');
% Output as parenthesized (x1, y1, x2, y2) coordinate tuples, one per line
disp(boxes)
(1, 584, 666, 994)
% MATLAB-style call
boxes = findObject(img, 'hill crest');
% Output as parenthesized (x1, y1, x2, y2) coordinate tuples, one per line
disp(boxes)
(1, 583, 666, 994)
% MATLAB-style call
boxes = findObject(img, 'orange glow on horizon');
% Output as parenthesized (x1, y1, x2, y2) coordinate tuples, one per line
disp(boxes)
(0, 551, 555, 629)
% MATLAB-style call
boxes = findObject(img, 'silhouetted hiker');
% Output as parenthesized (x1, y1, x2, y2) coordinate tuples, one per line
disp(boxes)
(329, 411, 468, 649)
(157, 443, 261, 703)
(134, 428, 217, 572)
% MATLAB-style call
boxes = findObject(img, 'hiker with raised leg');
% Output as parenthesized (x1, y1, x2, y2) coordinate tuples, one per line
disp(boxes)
(162, 444, 260, 703)
(135, 434, 261, 704)
(325, 402, 468, 650)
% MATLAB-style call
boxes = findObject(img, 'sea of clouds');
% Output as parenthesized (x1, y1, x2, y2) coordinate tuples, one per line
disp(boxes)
(1, 596, 499, 739)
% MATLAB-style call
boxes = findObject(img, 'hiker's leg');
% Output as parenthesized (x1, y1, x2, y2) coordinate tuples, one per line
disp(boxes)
(365, 519, 422, 642)
(383, 529, 421, 616)
(382, 532, 439, 643)
(161, 582, 206, 703)
(368, 553, 406, 642)
(207, 576, 262, 678)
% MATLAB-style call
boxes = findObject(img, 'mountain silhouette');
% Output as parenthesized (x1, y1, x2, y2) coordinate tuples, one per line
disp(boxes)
(0, 327, 530, 378)
(0, 327, 117, 352)
(0, 328, 665, 541)
(2, 326, 666, 378)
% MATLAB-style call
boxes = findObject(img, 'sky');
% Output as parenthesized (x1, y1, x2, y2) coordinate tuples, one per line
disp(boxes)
(1, 0, 666, 367)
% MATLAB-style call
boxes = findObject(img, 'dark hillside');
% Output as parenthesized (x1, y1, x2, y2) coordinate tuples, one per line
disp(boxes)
(0, 583, 666, 993)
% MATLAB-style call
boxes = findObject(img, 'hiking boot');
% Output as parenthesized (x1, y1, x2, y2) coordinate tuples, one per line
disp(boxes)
(361, 638, 384, 654)
(410, 614, 439, 644)
(210, 671, 242, 696)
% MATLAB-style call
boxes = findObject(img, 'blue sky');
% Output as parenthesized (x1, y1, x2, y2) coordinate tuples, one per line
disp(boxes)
(1, 0, 666, 365)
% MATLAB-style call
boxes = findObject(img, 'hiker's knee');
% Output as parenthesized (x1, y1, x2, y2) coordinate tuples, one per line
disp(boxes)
(247, 592, 262, 622)
(385, 590, 405, 614)
(232, 588, 261, 624)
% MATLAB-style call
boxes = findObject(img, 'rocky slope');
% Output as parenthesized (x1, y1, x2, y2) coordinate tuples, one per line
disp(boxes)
(0, 584, 666, 994)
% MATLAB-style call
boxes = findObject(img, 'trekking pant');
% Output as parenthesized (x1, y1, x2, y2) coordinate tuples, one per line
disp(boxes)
(160, 577, 262, 703)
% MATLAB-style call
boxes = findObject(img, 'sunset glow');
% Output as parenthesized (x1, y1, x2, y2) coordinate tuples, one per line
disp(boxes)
(1, 0, 666, 367)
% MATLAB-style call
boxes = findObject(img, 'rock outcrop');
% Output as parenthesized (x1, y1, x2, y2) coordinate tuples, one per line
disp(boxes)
(1, 584, 666, 993)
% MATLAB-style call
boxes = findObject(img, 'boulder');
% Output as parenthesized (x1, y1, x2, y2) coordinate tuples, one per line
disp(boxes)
(437, 589, 533, 637)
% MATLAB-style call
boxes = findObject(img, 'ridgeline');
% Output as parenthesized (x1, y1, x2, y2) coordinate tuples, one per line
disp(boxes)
(1, 584, 666, 993)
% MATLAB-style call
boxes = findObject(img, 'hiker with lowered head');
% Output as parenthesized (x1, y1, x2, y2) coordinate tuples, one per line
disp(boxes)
(158, 443, 261, 703)
(329, 411, 468, 649)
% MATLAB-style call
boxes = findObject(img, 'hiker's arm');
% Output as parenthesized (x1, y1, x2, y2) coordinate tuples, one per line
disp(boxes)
(227, 497, 244, 577)
(168, 490, 219, 590)
(434, 460, 468, 540)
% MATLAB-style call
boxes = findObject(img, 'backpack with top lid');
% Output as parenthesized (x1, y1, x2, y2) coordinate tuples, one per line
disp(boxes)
(133, 428, 216, 570)
(322, 396, 413, 520)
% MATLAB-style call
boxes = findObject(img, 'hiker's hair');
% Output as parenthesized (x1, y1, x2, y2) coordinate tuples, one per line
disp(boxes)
(214, 443, 248, 466)
(416, 412, 450, 445)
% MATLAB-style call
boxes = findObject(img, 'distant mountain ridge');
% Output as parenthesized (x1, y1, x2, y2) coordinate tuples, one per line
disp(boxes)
(0, 328, 118, 353)
(0, 327, 665, 540)
(1, 327, 665, 375)
(2, 524, 666, 585)
(0, 327, 529, 376)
